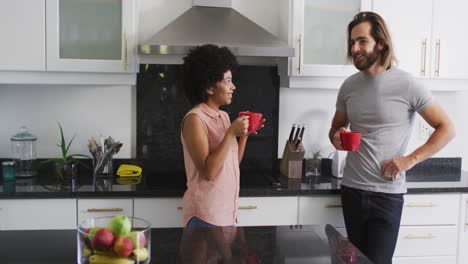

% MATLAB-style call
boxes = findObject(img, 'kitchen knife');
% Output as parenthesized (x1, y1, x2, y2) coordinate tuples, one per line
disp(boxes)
(293, 124, 302, 143)
(295, 125, 306, 149)
(288, 124, 296, 142)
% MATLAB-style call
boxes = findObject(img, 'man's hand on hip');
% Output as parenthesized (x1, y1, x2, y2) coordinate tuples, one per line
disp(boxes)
(382, 156, 418, 181)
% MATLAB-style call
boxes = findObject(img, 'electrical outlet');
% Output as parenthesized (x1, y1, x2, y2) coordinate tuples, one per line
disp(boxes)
(419, 119, 434, 139)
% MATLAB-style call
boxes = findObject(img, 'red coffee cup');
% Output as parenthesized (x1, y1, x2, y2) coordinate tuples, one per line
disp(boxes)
(239, 111, 263, 132)
(340, 131, 362, 151)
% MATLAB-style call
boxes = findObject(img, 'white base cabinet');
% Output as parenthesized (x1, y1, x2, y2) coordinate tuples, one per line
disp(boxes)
(458, 194, 468, 264)
(134, 198, 183, 228)
(298, 195, 345, 227)
(393, 194, 460, 262)
(393, 256, 457, 264)
(0, 199, 76, 230)
(77, 198, 133, 225)
(237, 197, 298, 226)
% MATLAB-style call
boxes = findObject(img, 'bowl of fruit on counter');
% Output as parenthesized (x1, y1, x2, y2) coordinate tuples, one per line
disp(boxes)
(77, 215, 150, 264)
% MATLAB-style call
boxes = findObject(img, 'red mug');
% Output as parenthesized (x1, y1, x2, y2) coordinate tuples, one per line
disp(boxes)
(239, 111, 262, 133)
(340, 131, 362, 151)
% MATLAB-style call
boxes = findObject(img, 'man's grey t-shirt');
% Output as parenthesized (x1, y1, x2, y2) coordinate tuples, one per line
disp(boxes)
(336, 67, 432, 193)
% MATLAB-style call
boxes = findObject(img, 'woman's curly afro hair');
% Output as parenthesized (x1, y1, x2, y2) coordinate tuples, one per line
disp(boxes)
(182, 44, 239, 105)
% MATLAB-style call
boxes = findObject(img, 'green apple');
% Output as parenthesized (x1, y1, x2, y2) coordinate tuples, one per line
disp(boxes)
(107, 215, 131, 236)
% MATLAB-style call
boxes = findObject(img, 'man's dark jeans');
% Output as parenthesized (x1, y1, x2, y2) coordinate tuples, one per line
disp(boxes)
(341, 185, 404, 264)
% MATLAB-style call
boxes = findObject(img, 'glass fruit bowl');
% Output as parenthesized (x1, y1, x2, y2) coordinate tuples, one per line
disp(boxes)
(77, 215, 151, 264)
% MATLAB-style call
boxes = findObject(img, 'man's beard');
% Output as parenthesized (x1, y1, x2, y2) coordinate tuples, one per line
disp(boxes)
(352, 46, 380, 71)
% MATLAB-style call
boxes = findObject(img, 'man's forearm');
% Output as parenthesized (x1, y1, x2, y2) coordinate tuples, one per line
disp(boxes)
(408, 122, 455, 164)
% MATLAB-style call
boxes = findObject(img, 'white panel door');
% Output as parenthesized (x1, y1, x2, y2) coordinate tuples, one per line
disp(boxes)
(0, 0, 45, 71)
(134, 198, 183, 228)
(393, 256, 456, 264)
(0, 199, 76, 230)
(291, 0, 372, 77)
(373, 0, 433, 77)
(237, 197, 298, 226)
(77, 198, 133, 225)
(46, 0, 136, 72)
(432, 0, 468, 79)
(298, 196, 345, 227)
(458, 194, 468, 264)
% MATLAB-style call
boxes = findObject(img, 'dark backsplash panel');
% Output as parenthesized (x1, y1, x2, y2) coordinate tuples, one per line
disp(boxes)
(137, 65, 280, 187)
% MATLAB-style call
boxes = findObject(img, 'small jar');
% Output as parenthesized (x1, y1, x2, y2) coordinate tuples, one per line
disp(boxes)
(2, 161, 16, 182)
(11, 126, 38, 177)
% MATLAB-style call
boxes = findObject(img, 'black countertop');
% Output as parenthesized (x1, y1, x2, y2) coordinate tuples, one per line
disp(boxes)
(1, 224, 372, 264)
(0, 158, 466, 198)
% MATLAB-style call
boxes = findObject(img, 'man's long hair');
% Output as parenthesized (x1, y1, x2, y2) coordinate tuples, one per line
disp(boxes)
(347, 11, 397, 69)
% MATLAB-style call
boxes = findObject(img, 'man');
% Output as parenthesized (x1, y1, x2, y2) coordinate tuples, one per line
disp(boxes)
(329, 11, 455, 264)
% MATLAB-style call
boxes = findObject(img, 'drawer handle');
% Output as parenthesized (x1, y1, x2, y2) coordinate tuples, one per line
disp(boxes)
(325, 204, 342, 208)
(405, 234, 435, 239)
(177, 206, 258, 210)
(239, 206, 257, 210)
(87, 208, 123, 212)
(406, 203, 436, 207)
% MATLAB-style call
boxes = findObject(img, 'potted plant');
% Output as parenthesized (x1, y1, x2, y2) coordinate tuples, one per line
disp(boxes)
(41, 123, 90, 181)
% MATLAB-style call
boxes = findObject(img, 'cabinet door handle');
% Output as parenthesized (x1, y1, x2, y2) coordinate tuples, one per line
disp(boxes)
(435, 39, 441, 77)
(177, 206, 182, 210)
(123, 30, 128, 71)
(420, 38, 427, 76)
(87, 208, 123, 212)
(325, 204, 342, 208)
(239, 205, 257, 210)
(405, 234, 435, 239)
(297, 34, 302, 75)
(406, 203, 436, 207)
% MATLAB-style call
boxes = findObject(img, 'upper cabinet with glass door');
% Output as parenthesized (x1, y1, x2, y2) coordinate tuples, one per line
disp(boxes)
(290, 0, 372, 77)
(46, 0, 136, 73)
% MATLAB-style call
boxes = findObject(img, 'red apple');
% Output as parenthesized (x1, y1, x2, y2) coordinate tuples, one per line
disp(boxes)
(128, 231, 146, 249)
(113, 236, 134, 257)
(92, 228, 114, 250)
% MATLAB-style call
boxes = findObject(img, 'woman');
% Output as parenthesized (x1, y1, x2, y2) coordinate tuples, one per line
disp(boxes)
(181, 44, 265, 227)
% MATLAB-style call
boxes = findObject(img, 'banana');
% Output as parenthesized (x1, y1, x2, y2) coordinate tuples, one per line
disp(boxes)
(94, 250, 118, 257)
(82, 247, 92, 257)
(131, 248, 148, 262)
(89, 255, 135, 264)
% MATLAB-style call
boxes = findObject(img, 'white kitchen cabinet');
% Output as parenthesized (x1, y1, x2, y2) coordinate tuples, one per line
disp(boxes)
(46, 0, 136, 73)
(458, 194, 468, 264)
(0, 0, 45, 71)
(374, 0, 468, 79)
(393, 256, 456, 264)
(298, 195, 345, 227)
(400, 194, 459, 225)
(290, 0, 372, 77)
(134, 197, 297, 228)
(392, 194, 460, 262)
(77, 198, 133, 225)
(0, 199, 76, 230)
(237, 197, 298, 226)
(133, 198, 184, 228)
(394, 226, 458, 257)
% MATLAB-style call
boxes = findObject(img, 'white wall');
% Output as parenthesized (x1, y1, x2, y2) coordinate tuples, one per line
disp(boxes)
(138, 0, 192, 42)
(0, 85, 135, 159)
(279, 87, 468, 169)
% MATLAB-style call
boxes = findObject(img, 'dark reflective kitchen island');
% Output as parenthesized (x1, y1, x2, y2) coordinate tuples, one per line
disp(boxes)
(0, 224, 371, 264)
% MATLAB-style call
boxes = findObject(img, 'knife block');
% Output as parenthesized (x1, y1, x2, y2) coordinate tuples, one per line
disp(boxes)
(280, 141, 305, 178)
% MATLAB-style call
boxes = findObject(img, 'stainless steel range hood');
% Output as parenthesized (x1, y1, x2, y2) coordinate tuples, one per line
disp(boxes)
(139, 2, 294, 62)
